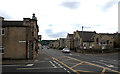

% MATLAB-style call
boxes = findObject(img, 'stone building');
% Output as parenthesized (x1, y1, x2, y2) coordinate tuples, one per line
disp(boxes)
(1, 14, 39, 59)
(66, 33, 74, 50)
(53, 40, 59, 48)
(114, 33, 120, 48)
(73, 30, 96, 51)
(94, 33, 114, 49)
(59, 38, 66, 48)
(0, 17, 4, 54)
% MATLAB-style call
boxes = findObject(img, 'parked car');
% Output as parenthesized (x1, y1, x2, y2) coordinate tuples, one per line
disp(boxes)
(62, 48, 70, 53)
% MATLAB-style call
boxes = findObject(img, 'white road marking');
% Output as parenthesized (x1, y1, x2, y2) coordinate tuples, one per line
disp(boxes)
(92, 61, 118, 68)
(53, 61, 58, 64)
(53, 60, 63, 68)
(69, 53, 72, 55)
(49, 61, 57, 68)
(2, 65, 25, 67)
(113, 60, 117, 61)
(100, 59, 118, 62)
(67, 71, 71, 73)
(17, 67, 62, 70)
(64, 68, 66, 70)
(26, 64, 34, 66)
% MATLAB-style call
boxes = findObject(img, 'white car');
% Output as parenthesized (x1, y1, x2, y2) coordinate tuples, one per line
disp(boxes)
(62, 48, 70, 53)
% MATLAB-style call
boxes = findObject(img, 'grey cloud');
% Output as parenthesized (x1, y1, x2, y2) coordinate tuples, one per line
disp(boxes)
(48, 24, 53, 26)
(94, 24, 101, 27)
(60, 1, 80, 9)
(102, 1, 117, 11)
(72, 24, 82, 29)
(45, 29, 67, 38)
(0, 10, 12, 19)
(72, 24, 93, 30)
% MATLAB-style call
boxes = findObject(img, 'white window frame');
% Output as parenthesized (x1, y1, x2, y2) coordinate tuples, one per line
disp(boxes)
(1, 28, 5, 35)
(0, 46, 4, 54)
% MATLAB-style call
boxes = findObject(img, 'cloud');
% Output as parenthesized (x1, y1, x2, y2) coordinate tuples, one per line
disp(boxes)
(45, 29, 67, 38)
(94, 24, 101, 27)
(0, 10, 12, 19)
(48, 24, 53, 26)
(60, 1, 80, 9)
(102, 0, 117, 11)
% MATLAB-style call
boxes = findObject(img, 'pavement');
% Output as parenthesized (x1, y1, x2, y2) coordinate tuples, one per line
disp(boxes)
(2, 49, 52, 65)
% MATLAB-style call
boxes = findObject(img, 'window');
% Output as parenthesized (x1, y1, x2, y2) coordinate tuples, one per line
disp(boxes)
(0, 46, 4, 54)
(96, 38, 99, 44)
(1, 28, 5, 35)
(107, 40, 109, 44)
(32, 31, 34, 36)
(110, 42, 112, 44)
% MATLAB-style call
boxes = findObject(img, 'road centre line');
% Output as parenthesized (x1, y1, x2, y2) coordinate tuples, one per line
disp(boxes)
(52, 57, 80, 74)
(63, 56, 120, 73)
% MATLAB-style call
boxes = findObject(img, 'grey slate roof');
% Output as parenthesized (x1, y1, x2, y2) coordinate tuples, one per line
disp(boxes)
(68, 34, 73, 38)
(77, 31, 96, 42)
(99, 33, 114, 36)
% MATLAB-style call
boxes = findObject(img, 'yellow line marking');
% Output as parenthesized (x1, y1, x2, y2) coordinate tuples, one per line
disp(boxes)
(57, 56, 67, 59)
(101, 68, 106, 74)
(62, 58, 72, 62)
(52, 57, 80, 74)
(71, 62, 83, 68)
(63, 61, 78, 64)
(75, 69, 93, 73)
(63, 56, 120, 73)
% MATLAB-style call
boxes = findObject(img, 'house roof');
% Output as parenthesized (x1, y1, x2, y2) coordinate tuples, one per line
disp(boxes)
(99, 33, 114, 36)
(2, 21, 24, 27)
(77, 31, 96, 42)
(67, 34, 73, 38)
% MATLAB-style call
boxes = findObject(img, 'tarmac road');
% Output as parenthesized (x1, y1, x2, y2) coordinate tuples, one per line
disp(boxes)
(42, 48, 120, 74)
(2, 47, 120, 74)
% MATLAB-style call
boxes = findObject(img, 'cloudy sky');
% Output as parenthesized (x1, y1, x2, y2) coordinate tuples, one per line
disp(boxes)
(0, 0, 119, 40)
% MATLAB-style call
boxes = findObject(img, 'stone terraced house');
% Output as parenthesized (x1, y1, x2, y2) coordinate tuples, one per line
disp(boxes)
(1, 14, 39, 59)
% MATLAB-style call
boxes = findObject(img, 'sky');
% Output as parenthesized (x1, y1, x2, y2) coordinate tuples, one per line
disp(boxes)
(0, 0, 119, 40)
